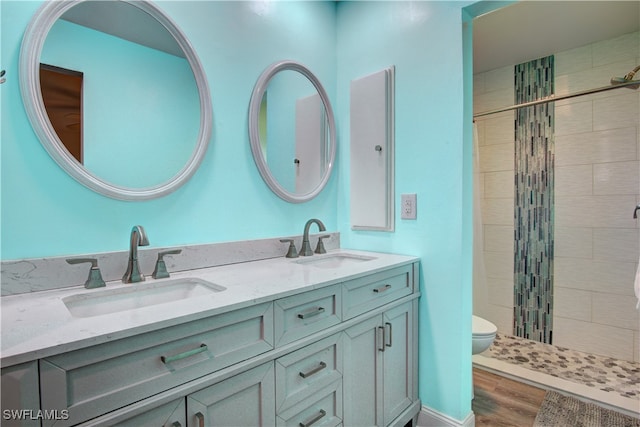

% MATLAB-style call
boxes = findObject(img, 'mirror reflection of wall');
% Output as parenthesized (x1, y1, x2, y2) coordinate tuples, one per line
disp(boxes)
(40, 14, 200, 188)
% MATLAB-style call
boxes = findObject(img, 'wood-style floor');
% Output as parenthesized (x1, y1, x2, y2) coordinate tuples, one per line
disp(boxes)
(472, 368, 547, 427)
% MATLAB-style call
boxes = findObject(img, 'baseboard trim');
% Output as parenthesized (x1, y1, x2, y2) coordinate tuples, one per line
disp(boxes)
(417, 405, 475, 427)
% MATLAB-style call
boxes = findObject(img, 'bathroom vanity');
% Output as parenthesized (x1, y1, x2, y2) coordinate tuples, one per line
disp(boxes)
(1, 249, 420, 427)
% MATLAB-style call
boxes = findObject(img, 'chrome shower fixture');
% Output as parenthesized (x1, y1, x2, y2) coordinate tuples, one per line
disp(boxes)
(610, 65, 640, 89)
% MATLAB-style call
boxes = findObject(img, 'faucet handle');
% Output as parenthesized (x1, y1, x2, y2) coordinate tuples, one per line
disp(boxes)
(66, 258, 106, 289)
(279, 239, 299, 258)
(152, 249, 182, 279)
(314, 235, 330, 254)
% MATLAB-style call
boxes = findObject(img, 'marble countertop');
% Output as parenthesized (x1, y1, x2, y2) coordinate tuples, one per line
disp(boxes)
(1, 249, 418, 367)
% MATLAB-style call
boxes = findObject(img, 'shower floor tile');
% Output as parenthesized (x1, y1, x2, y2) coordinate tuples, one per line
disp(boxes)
(487, 333, 640, 401)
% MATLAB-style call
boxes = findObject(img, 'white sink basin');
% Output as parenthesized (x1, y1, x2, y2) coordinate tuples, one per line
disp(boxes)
(62, 278, 226, 318)
(295, 253, 375, 269)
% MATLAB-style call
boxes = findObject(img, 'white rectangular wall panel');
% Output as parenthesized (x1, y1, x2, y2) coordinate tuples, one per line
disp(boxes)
(350, 66, 395, 231)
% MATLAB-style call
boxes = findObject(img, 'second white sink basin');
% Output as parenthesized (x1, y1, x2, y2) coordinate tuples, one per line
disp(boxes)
(62, 277, 226, 318)
(295, 253, 375, 269)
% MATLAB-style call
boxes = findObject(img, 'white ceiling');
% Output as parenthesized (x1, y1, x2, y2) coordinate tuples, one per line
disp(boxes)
(473, 1, 640, 74)
(61, 1, 639, 73)
(61, 1, 184, 58)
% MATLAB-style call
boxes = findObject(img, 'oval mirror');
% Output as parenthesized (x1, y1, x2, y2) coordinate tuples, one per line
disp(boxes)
(19, 0, 212, 200)
(248, 61, 336, 203)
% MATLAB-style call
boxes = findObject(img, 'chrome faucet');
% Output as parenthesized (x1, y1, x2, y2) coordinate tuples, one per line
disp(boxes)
(299, 218, 326, 256)
(122, 225, 149, 283)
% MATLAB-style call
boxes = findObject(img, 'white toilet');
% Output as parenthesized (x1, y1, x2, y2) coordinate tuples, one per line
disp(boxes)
(472, 315, 497, 354)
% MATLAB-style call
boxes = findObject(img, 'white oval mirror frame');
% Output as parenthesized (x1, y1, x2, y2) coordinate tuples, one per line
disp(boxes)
(248, 61, 336, 203)
(19, 0, 212, 201)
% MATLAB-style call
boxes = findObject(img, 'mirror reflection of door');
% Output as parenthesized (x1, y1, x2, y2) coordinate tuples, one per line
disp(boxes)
(39, 63, 83, 163)
(295, 93, 326, 194)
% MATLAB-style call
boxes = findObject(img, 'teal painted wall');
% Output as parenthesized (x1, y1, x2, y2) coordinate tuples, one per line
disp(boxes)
(1, 1, 338, 259)
(1, 0, 487, 422)
(336, 1, 474, 421)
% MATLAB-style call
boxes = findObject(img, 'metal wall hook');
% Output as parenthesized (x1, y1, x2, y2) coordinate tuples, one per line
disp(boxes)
(634, 203, 640, 219)
(374, 145, 382, 152)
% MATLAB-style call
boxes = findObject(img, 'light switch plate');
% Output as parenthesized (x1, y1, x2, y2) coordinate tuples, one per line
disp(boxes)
(401, 193, 417, 220)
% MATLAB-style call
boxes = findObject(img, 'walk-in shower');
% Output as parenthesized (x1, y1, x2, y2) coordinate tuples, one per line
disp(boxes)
(472, 38, 640, 415)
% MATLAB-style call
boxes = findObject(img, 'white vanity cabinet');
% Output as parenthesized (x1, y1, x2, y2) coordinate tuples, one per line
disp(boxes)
(3, 258, 420, 427)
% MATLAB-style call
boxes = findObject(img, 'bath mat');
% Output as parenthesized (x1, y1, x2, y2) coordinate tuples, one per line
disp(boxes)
(533, 390, 640, 427)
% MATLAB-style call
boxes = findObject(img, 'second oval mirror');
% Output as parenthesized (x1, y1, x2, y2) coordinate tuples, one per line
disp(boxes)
(248, 61, 336, 203)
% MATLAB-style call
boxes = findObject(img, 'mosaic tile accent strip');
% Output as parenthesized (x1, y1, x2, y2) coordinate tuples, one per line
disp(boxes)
(513, 56, 555, 344)
(488, 333, 640, 401)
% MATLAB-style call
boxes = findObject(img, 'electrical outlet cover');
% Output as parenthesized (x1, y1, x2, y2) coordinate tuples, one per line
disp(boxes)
(401, 193, 417, 220)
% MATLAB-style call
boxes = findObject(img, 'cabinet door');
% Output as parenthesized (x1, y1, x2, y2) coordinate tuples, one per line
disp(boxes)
(187, 362, 275, 427)
(343, 301, 415, 427)
(1, 362, 40, 427)
(381, 301, 413, 425)
(343, 316, 383, 427)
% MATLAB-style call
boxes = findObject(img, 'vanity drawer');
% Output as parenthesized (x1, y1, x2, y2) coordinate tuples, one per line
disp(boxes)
(276, 379, 343, 427)
(342, 265, 413, 319)
(39, 302, 274, 427)
(274, 284, 342, 346)
(275, 333, 343, 414)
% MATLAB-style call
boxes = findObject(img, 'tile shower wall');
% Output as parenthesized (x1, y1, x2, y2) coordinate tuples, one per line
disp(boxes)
(474, 31, 640, 362)
(513, 56, 555, 344)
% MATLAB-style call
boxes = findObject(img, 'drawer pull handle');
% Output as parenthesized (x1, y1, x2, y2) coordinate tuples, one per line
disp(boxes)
(297, 306, 325, 319)
(373, 284, 391, 293)
(195, 412, 205, 427)
(161, 344, 207, 364)
(299, 409, 326, 427)
(378, 326, 385, 352)
(385, 322, 392, 347)
(171, 422, 182, 427)
(299, 361, 327, 378)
